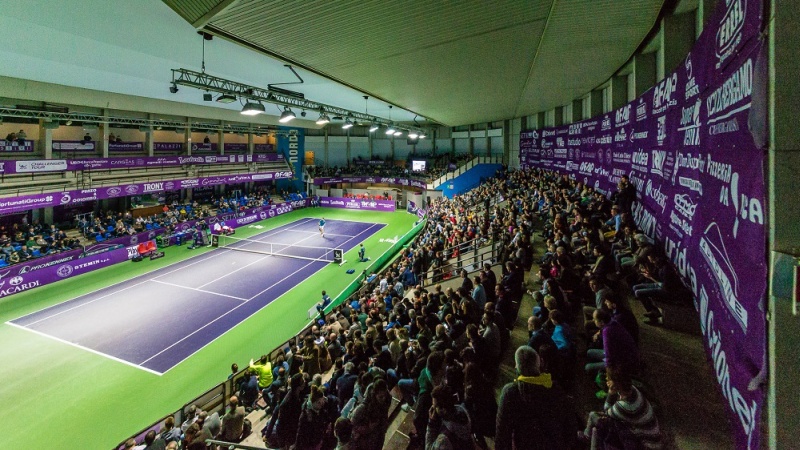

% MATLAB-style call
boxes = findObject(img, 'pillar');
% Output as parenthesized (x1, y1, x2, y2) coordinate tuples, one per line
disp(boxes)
(553, 106, 563, 127)
(589, 90, 603, 118)
(661, 11, 696, 78)
(611, 75, 628, 110)
(633, 52, 657, 98)
(572, 99, 583, 122)
(768, 0, 800, 448)
(247, 129, 254, 156)
(217, 122, 225, 155)
(184, 119, 192, 156)
(38, 119, 53, 158)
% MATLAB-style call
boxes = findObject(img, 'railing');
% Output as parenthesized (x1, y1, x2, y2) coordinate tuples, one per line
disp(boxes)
(428, 155, 504, 190)
(423, 236, 499, 285)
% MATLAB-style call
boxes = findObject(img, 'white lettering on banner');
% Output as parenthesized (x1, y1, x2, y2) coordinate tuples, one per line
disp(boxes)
(707, 155, 733, 183)
(685, 56, 700, 99)
(0, 280, 40, 298)
(554, 149, 567, 159)
(707, 58, 753, 120)
(614, 128, 627, 142)
(629, 130, 648, 142)
(598, 135, 612, 144)
(143, 182, 164, 193)
(680, 177, 704, 194)
(542, 130, 556, 137)
(656, 116, 667, 146)
(615, 105, 631, 127)
(181, 179, 200, 188)
(556, 137, 564, 147)
(15, 160, 69, 173)
(651, 150, 666, 177)
(716, 0, 746, 68)
(288, 134, 299, 165)
(568, 123, 582, 135)
(670, 210, 694, 237)
(645, 180, 668, 212)
(578, 162, 594, 176)
(679, 98, 703, 147)
(628, 171, 646, 193)
(236, 216, 257, 226)
(699, 222, 746, 330)
(18, 255, 77, 273)
(718, 172, 764, 238)
(636, 99, 647, 122)
(127, 246, 140, 259)
(631, 149, 649, 171)
(652, 73, 679, 114)
(663, 235, 698, 295)
(674, 194, 698, 219)
(697, 286, 758, 445)
(566, 161, 580, 171)
(601, 116, 612, 131)
(567, 138, 581, 146)
(709, 117, 741, 135)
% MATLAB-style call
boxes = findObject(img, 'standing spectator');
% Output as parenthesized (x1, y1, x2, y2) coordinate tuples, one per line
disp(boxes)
(495, 346, 577, 450)
(16, 129, 26, 146)
(265, 374, 305, 449)
(218, 396, 246, 443)
(472, 276, 487, 309)
(425, 385, 474, 449)
(350, 378, 392, 450)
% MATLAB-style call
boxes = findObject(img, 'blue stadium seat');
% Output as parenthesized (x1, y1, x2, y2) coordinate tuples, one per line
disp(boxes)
(145, 223, 153, 230)
(31, 249, 41, 258)
(95, 234, 105, 243)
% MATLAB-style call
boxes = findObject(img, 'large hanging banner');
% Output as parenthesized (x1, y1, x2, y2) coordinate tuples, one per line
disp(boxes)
(520, 1, 766, 448)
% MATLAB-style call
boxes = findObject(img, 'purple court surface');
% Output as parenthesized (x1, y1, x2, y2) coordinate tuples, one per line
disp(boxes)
(9, 218, 383, 374)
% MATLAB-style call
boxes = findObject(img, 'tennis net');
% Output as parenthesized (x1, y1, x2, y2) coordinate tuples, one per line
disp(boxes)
(213, 234, 337, 262)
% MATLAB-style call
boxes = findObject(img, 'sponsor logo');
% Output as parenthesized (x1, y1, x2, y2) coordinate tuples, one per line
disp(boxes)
(10, 276, 23, 286)
(542, 130, 556, 137)
(707, 58, 753, 120)
(59, 193, 71, 204)
(259, 212, 267, 220)
(236, 215, 258, 226)
(268, 209, 276, 217)
(181, 179, 200, 188)
(579, 162, 595, 176)
(540, 139, 552, 148)
(18, 255, 77, 273)
(679, 177, 703, 194)
(632, 201, 656, 238)
(605, 149, 613, 165)
(125, 185, 140, 194)
(56, 264, 74, 278)
(614, 128, 627, 142)
(685, 56, 700, 99)
(568, 123, 582, 135)
(554, 148, 567, 159)
(275, 171, 293, 179)
(601, 116, 612, 131)
(568, 148, 575, 159)
(652, 73, 679, 114)
(632, 149, 649, 169)
(202, 177, 226, 186)
(0, 280, 40, 297)
(178, 156, 204, 164)
(106, 187, 122, 196)
(679, 99, 703, 146)
(566, 161, 580, 171)
(615, 105, 631, 128)
(707, 154, 732, 183)
(645, 180, 668, 212)
(629, 130, 648, 142)
(251, 174, 274, 181)
(651, 150, 666, 177)
(556, 137, 564, 147)
(696, 285, 759, 444)
(699, 222, 746, 330)
(656, 115, 667, 146)
(719, 171, 764, 237)
(709, 117, 740, 135)
(127, 245, 140, 259)
(598, 135, 612, 144)
(636, 98, 647, 122)
(716, 0, 746, 68)
(674, 194, 698, 219)
(143, 182, 164, 193)
(567, 138, 581, 146)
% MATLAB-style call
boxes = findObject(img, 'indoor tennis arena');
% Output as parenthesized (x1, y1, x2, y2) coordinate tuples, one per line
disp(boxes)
(0, 1, 796, 449)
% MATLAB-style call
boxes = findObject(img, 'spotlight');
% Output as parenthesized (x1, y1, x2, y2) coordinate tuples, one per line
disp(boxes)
(342, 118, 354, 129)
(369, 123, 379, 132)
(203, 93, 213, 101)
(169, 83, 179, 94)
(394, 130, 403, 136)
(408, 131, 419, 139)
(279, 107, 296, 123)
(300, 111, 307, 117)
(156, 125, 163, 130)
(216, 94, 237, 103)
(65, 120, 73, 126)
(316, 112, 330, 125)
(385, 124, 395, 135)
(241, 101, 265, 116)
(419, 132, 426, 139)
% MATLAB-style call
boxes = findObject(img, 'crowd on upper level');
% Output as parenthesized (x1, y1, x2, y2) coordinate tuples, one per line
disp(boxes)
(306, 153, 475, 182)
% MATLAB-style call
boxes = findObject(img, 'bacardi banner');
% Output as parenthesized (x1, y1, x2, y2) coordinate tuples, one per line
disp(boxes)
(313, 176, 428, 190)
(0, 170, 293, 215)
(520, 1, 765, 447)
(318, 197, 396, 212)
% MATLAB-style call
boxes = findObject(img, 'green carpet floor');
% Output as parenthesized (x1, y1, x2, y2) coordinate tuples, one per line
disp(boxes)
(0, 208, 419, 449)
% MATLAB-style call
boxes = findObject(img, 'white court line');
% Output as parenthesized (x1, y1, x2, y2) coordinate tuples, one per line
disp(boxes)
(150, 280, 249, 302)
(5, 321, 164, 376)
(19, 247, 239, 327)
(156, 221, 386, 374)
(275, 229, 352, 237)
(197, 253, 272, 289)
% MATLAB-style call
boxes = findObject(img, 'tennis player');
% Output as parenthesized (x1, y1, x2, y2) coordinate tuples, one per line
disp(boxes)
(358, 243, 369, 262)
(319, 217, 326, 237)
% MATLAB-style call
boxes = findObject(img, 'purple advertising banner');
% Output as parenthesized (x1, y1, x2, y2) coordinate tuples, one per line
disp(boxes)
(0, 153, 283, 174)
(313, 176, 428, 190)
(318, 197, 396, 212)
(0, 170, 293, 215)
(211, 199, 310, 232)
(154, 142, 273, 153)
(108, 142, 144, 152)
(519, 2, 765, 447)
(53, 140, 96, 152)
(0, 245, 133, 299)
(0, 140, 34, 153)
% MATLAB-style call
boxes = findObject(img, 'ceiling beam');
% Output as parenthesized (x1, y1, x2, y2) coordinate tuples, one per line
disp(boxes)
(191, 0, 241, 29)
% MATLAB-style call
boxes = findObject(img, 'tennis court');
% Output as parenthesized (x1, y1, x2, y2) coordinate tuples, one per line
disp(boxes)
(8, 217, 383, 375)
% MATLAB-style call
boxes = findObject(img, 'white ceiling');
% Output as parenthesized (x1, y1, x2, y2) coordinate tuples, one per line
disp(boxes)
(0, 0, 665, 128)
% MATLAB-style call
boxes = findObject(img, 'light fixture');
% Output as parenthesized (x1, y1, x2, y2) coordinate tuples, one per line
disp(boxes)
(408, 131, 419, 139)
(419, 132, 426, 139)
(316, 110, 330, 125)
(394, 130, 403, 136)
(342, 117, 354, 129)
(65, 120, 73, 126)
(203, 92, 213, 101)
(241, 101, 265, 116)
(385, 124, 395, 135)
(169, 82, 179, 94)
(156, 125, 163, 130)
(216, 94, 237, 103)
(369, 123, 379, 132)
(279, 107, 296, 123)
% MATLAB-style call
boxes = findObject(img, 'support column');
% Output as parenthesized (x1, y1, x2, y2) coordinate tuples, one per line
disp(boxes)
(572, 100, 583, 122)
(468, 124, 474, 157)
(184, 119, 192, 156)
(324, 126, 329, 166)
(144, 124, 154, 157)
(611, 75, 628, 110)
(633, 52, 657, 98)
(553, 107, 563, 127)
(43, 208, 54, 226)
(217, 122, 224, 155)
(768, 0, 800, 448)
(99, 119, 109, 158)
(662, 12, 695, 77)
(247, 129, 254, 156)
(589, 90, 603, 118)
(38, 119, 53, 158)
